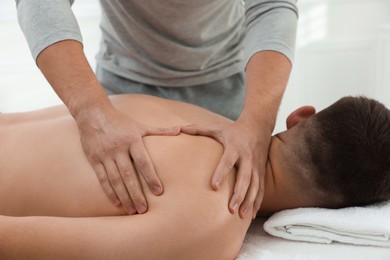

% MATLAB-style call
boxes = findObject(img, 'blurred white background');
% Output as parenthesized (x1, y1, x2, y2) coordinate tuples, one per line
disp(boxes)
(0, 0, 390, 132)
(0, 0, 100, 112)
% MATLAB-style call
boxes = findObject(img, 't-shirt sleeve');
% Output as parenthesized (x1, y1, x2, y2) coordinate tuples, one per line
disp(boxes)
(15, 0, 83, 61)
(244, 0, 298, 66)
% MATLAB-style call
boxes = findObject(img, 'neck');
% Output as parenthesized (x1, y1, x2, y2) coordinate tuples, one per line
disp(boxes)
(256, 136, 304, 217)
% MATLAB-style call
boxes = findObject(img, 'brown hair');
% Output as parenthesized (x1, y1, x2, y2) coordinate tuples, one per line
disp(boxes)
(304, 96, 390, 207)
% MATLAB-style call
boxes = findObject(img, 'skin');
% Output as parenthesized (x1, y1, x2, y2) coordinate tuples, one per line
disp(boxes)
(36, 32, 292, 217)
(182, 51, 292, 218)
(0, 94, 311, 259)
(37, 40, 178, 214)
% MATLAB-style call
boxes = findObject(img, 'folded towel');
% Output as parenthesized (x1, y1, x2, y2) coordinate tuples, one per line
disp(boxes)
(263, 200, 390, 247)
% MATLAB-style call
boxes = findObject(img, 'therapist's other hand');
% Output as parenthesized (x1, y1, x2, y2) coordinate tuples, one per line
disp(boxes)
(76, 106, 180, 215)
(181, 118, 271, 219)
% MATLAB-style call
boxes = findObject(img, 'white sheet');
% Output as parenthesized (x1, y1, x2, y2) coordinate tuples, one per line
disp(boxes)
(237, 218, 390, 260)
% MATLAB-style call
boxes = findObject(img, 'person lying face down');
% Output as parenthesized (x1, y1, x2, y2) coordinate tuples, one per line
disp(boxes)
(262, 95, 390, 216)
(0, 94, 389, 259)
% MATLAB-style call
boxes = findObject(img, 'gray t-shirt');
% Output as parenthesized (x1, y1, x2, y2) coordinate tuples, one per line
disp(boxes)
(15, 0, 298, 87)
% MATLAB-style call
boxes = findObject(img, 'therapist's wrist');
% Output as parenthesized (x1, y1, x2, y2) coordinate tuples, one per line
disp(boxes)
(72, 97, 115, 127)
(239, 101, 278, 135)
(64, 78, 112, 120)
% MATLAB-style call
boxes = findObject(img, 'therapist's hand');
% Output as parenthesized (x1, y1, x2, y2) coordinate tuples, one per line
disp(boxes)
(76, 106, 180, 215)
(181, 117, 271, 219)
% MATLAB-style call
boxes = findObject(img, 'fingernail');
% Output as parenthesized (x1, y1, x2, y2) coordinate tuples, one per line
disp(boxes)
(230, 202, 238, 213)
(153, 185, 162, 195)
(113, 198, 121, 206)
(241, 207, 248, 217)
(127, 206, 136, 214)
(138, 204, 147, 214)
(252, 210, 258, 219)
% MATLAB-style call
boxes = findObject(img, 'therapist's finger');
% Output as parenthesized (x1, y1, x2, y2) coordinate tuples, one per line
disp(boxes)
(239, 169, 259, 219)
(211, 149, 238, 190)
(129, 138, 163, 196)
(228, 159, 251, 215)
(115, 153, 147, 214)
(144, 125, 181, 137)
(93, 162, 121, 207)
(104, 160, 136, 215)
(181, 124, 223, 143)
(253, 173, 265, 219)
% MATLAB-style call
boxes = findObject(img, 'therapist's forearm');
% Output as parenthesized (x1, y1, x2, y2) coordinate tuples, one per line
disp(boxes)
(36, 40, 113, 120)
(241, 51, 292, 132)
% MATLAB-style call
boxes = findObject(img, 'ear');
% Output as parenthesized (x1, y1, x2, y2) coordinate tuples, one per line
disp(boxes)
(286, 106, 316, 129)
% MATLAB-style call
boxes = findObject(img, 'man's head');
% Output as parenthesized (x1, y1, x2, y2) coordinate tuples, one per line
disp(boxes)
(271, 96, 390, 211)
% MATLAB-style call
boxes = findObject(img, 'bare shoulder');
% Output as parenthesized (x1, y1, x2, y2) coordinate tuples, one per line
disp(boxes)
(110, 94, 231, 127)
(142, 133, 252, 259)
(0, 94, 230, 128)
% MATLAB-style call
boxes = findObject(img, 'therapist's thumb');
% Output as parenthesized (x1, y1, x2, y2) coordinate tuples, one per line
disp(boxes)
(144, 125, 181, 136)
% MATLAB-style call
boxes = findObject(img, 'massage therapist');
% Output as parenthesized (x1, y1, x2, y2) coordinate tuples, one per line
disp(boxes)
(15, 0, 298, 218)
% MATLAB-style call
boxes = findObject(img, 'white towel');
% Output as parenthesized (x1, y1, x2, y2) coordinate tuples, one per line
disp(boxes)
(263, 200, 390, 247)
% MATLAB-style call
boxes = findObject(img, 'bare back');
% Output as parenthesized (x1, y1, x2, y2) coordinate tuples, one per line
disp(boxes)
(0, 95, 253, 259)
(0, 94, 235, 216)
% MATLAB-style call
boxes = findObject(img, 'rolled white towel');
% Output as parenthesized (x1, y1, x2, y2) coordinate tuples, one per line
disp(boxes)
(263, 200, 390, 247)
